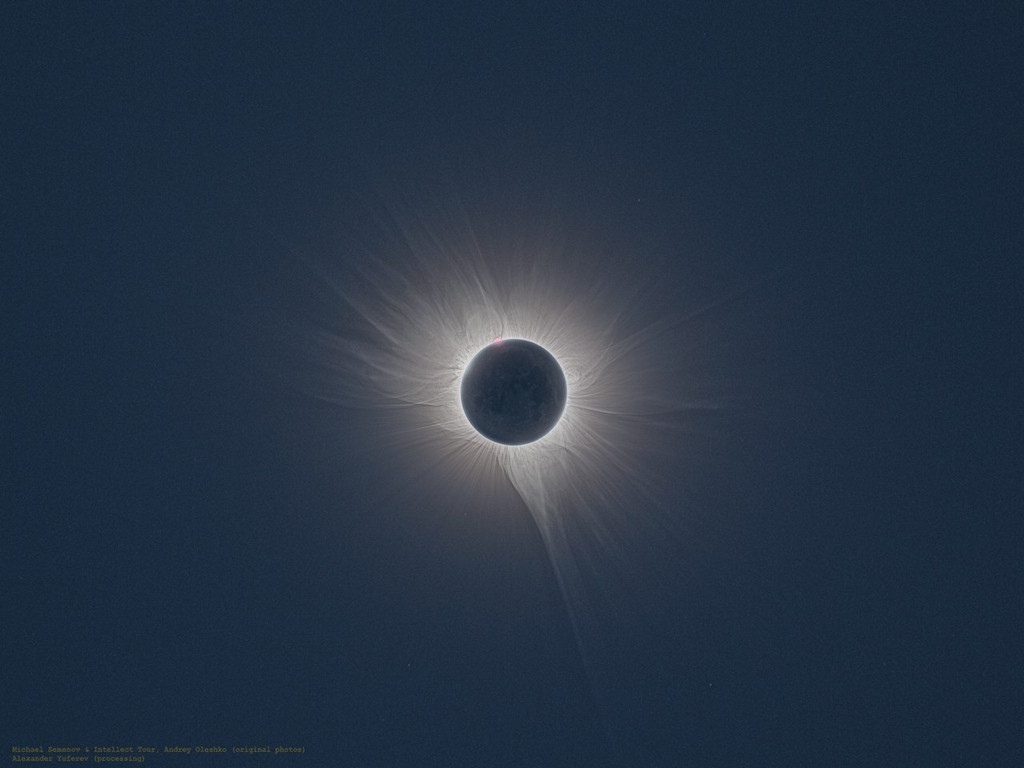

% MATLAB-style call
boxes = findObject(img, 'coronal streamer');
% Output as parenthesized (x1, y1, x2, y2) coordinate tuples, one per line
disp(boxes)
(283, 176, 766, 758)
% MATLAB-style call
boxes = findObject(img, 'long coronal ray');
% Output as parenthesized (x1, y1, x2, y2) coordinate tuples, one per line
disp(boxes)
(283, 184, 753, 759)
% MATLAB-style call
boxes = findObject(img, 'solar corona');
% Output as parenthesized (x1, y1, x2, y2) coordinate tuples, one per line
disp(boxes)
(290, 182, 741, 751)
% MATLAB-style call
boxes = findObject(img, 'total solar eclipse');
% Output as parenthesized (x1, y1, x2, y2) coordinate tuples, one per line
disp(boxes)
(460, 339, 567, 445)
(289, 176, 770, 762)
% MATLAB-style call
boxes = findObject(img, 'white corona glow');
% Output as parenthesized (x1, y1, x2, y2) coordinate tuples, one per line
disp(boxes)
(298, 198, 711, 546)
(287, 181, 764, 753)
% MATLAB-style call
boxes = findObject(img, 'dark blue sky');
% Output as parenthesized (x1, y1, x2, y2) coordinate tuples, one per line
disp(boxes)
(3, 2, 1021, 766)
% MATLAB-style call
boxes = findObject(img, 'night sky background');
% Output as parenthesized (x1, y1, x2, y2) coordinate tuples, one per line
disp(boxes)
(3, 2, 1021, 766)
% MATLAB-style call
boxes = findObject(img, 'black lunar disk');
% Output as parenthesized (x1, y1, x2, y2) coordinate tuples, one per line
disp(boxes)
(460, 339, 568, 445)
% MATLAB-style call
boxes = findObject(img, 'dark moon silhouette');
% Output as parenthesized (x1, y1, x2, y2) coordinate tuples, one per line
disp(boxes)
(460, 339, 568, 445)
